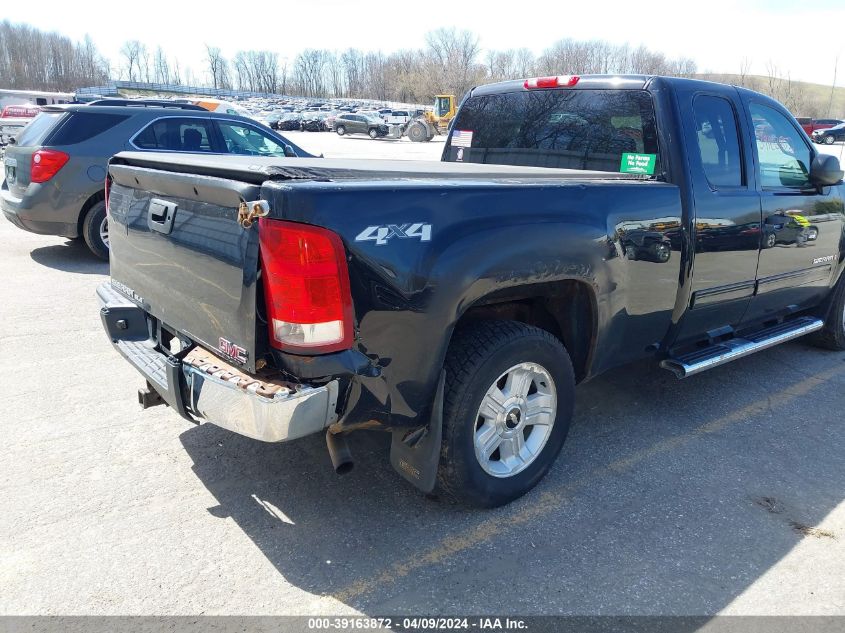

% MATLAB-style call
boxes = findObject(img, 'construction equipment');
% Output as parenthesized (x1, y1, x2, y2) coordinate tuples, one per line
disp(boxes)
(404, 95, 457, 142)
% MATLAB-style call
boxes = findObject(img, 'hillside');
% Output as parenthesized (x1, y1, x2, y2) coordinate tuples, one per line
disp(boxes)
(696, 73, 845, 119)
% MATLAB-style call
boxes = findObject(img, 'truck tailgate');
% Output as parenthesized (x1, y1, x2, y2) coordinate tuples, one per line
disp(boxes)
(108, 163, 262, 373)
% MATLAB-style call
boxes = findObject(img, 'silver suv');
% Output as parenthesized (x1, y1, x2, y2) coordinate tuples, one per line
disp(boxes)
(1, 100, 308, 259)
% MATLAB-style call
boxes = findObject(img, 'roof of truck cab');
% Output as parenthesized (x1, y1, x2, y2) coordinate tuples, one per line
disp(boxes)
(471, 74, 654, 96)
(111, 152, 651, 185)
(468, 74, 747, 97)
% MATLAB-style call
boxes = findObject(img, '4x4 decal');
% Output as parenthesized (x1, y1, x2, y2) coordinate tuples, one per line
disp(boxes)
(355, 223, 432, 246)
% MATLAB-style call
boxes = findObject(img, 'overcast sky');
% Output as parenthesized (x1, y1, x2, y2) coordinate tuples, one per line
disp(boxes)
(5, 0, 844, 87)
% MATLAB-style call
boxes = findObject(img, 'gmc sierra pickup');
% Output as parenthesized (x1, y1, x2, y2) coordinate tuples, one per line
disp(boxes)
(98, 75, 845, 507)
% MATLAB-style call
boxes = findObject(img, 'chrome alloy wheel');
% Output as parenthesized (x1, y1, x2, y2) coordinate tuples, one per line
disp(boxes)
(473, 362, 557, 478)
(99, 216, 109, 249)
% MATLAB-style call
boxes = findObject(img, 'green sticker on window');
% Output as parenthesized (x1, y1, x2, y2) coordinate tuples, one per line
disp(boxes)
(620, 152, 656, 175)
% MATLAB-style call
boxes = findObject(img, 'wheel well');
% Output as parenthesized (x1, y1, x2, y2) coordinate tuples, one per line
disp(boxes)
(454, 281, 596, 382)
(76, 190, 105, 237)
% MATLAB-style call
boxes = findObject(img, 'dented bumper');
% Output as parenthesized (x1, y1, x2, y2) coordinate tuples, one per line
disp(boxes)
(97, 282, 339, 443)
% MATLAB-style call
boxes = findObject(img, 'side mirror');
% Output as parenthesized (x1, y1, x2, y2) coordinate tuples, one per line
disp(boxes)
(810, 154, 844, 186)
(283, 144, 297, 158)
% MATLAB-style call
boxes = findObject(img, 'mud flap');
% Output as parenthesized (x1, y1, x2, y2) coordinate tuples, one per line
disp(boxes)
(389, 371, 444, 493)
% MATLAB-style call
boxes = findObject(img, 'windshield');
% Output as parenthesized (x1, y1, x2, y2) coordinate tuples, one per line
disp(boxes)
(445, 89, 661, 175)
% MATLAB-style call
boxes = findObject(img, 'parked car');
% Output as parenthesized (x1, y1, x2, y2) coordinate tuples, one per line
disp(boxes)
(356, 110, 383, 120)
(264, 113, 284, 130)
(801, 118, 843, 136)
(385, 110, 412, 125)
(99, 75, 844, 508)
(301, 112, 328, 132)
(0, 104, 41, 146)
(1, 100, 309, 259)
(812, 122, 845, 145)
(333, 113, 389, 138)
(277, 112, 304, 131)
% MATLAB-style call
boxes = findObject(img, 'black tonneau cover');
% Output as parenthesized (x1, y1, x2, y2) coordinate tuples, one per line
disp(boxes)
(110, 152, 643, 185)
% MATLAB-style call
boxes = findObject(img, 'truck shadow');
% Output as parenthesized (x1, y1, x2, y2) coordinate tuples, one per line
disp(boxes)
(29, 240, 108, 274)
(179, 343, 845, 614)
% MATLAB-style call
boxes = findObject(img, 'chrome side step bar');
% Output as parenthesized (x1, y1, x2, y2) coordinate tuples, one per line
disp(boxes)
(661, 316, 824, 379)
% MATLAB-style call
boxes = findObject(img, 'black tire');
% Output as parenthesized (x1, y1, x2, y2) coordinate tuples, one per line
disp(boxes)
(651, 242, 671, 263)
(407, 123, 428, 142)
(336, 125, 346, 136)
(825, 135, 835, 145)
(437, 320, 575, 508)
(624, 245, 638, 260)
(82, 200, 109, 261)
(811, 277, 845, 350)
(764, 233, 776, 249)
(368, 128, 379, 139)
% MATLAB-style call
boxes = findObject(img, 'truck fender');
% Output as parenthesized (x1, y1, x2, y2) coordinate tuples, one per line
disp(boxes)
(389, 370, 445, 493)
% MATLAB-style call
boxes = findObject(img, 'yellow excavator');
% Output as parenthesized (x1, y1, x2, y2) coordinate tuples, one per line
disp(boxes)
(404, 94, 457, 142)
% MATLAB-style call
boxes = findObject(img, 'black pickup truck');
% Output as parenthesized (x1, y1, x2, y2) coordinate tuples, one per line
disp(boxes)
(98, 75, 845, 507)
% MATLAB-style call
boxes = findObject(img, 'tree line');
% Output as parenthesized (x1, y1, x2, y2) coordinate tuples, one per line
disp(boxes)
(0, 20, 698, 103)
(0, 21, 110, 91)
(0, 19, 838, 118)
(204, 29, 700, 104)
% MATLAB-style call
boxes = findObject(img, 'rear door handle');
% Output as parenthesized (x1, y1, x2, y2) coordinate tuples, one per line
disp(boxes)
(147, 199, 177, 235)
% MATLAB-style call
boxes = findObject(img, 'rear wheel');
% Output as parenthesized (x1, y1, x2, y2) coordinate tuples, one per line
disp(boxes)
(368, 128, 379, 139)
(811, 277, 845, 351)
(437, 320, 575, 507)
(764, 233, 777, 249)
(651, 242, 671, 263)
(82, 200, 108, 260)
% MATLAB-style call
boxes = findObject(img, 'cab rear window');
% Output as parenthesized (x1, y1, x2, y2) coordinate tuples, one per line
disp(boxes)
(445, 89, 660, 174)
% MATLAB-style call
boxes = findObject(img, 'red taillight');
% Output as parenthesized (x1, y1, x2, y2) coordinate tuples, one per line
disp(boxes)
(259, 219, 354, 353)
(524, 75, 580, 89)
(104, 175, 111, 215)
(30, 149, 69, 183)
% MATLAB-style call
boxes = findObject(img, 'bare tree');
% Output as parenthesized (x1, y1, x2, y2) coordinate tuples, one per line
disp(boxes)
(153, 46, 171, 84)
(205, 45, 230, 89)
(424, 27, 483, 98)
(738, 56, 752, 87)
(827, 55, 839, 117)
(120, 40, 144, 81)
(293, 49, 328, 97)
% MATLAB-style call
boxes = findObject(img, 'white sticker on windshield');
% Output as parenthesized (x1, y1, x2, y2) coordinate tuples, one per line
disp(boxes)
(452, 130, 473, 147)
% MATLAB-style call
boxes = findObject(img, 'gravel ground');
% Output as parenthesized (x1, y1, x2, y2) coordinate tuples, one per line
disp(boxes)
(1, 132, 844, 618)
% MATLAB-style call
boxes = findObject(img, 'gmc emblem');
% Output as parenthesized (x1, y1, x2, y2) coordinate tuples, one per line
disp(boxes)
(218, 337, 248, 364)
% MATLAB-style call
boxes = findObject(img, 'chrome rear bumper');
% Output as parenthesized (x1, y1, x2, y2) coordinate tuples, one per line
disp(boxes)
(98, 282, 338, 442)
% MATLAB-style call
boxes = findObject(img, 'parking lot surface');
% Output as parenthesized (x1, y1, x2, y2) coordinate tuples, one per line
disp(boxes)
(1, 133, 844, 617)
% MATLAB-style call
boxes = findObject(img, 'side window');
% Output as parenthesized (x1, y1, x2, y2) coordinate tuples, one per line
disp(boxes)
(749, 103, 812, 189)
(133, 118, 214, 152)
(48, 113, 129, 146)
(435, 97, 451, 117)
(216, 121, 288, 157)
(692, 96, 743, 188)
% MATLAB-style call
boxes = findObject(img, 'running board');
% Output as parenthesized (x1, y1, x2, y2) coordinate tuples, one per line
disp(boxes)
(661, 316, 824, 379)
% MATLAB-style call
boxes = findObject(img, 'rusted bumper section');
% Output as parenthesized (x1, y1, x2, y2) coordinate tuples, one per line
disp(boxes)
(97, 281, 339, 443)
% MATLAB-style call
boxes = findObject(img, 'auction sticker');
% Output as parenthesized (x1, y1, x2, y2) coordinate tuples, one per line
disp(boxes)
(451, 130, 473, 147)
(620, 152, 656, 175)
